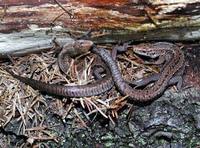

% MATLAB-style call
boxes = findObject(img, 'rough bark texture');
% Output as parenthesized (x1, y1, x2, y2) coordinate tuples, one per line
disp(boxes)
(0, 0, 200, 43)
(0, 29, 74, 58)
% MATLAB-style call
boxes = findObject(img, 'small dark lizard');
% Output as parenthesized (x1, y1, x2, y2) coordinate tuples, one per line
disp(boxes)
(130, 43, 185, 90)
(5, 40, 114, 97)
(57, 40, 93, 74)
(92, 42, 185, 102)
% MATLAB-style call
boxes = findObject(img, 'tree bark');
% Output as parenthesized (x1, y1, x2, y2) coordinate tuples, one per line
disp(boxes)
(0, 0, 200, 55)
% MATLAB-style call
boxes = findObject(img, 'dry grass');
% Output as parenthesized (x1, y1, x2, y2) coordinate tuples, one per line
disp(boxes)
(0, 45, 157, 144)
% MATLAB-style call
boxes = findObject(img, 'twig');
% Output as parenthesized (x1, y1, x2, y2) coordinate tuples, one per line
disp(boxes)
(6, 54, 15, 65)
(73, 108, 87, 127)
(25, 124, 60, 131)
(52, 12, 66, 23)
(53, 0, 74, 19)
(118, 55, 159, 73)
(0, 4, 8, 21)
(85, 98, 108, 118)
(27, 136, 57, 143)
(144, 7, 159, 27)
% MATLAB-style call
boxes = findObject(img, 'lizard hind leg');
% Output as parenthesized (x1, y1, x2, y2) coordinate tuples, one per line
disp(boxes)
(57, 49, 72, 75)
(130, 71, 184, 91)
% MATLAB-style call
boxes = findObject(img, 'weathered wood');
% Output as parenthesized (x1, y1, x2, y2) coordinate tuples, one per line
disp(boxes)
(91, 26, 200, 43)
(0, 0, 200, 50)
(0, 27, 75, 58)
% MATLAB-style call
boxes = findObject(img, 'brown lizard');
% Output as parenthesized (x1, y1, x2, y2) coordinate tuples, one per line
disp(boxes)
(130, 42, 185, 90)
(92, 42, 185, 102)
(5, 40, 114, 97)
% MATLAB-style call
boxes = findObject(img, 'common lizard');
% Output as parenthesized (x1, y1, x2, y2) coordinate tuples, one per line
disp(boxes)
(92, 42, 185, 102)
(131, 42, 185, 90)
(5, 40, 114, 97)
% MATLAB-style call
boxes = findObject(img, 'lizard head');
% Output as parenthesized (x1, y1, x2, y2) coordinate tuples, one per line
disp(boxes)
(62, 40, 94, 57)
(132, 42, 168, 58)
(74, 40, 94, 53)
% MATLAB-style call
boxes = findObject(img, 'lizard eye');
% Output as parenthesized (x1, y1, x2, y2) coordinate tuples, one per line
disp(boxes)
(81, 41, 87, 45)
(78, 42, 84, 47)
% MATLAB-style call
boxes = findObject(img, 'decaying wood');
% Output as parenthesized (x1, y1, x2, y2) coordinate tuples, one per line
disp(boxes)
(0, 27, 74, 58)
(0, 0, 200, 45)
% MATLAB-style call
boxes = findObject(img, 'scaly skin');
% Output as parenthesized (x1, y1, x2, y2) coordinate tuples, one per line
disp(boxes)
(131, 42, 185, 89)
(58, 40, 94, 74)
(6, 40, 114, 97)
(92, 42, 185, 102)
